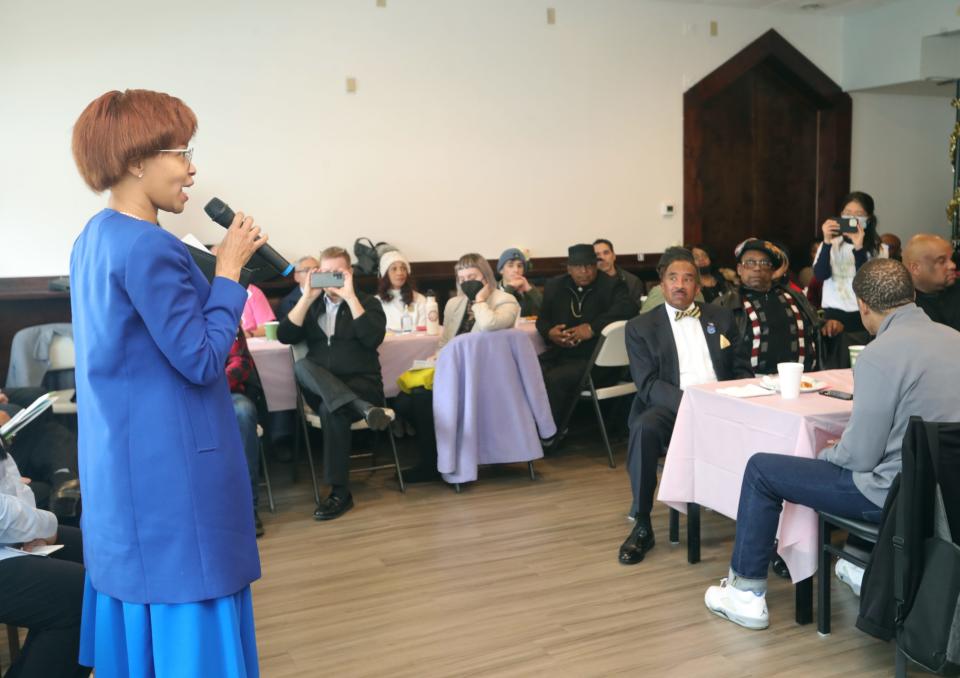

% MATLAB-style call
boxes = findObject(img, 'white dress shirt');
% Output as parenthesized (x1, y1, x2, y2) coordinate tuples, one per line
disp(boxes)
(320, 295, 343, 339)
(0, 454, 58, 561)
(665, 302, 717, 390)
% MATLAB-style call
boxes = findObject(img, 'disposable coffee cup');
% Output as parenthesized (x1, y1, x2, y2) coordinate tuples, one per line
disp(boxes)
(848, 345, 865, 368)
(777, 362, 804, 400)
(264, 321, 280, 341)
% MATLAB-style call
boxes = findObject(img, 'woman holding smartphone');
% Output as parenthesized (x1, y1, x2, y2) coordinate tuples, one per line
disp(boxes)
(812, 191, 884, 367)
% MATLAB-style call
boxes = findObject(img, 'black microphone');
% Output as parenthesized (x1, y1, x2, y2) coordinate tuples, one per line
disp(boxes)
(204, 197, 294, 277)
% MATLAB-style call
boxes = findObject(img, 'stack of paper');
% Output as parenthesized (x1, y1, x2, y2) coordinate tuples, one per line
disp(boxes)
(1, 392, 55, 442)
(716, 384, 776, 399)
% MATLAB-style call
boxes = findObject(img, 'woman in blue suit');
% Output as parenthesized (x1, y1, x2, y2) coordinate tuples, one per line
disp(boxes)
(70, 89, 266, 677)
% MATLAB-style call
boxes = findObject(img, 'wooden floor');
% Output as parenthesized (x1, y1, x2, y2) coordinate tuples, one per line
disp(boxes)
(250, 429, 905, 678)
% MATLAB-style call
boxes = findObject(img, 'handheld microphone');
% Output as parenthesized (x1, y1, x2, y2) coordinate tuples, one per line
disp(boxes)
(204, 198, 294, 277)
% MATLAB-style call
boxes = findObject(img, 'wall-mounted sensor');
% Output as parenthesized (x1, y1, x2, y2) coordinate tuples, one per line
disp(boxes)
(660, 203, 675, 217)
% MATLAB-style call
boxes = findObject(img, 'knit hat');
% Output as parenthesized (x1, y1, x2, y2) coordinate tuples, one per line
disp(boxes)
(497, 247, 530, 273)
(379, 250, 410, 278)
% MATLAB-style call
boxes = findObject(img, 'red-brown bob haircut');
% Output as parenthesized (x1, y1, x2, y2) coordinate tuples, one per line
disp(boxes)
(72, 89, 197, 193)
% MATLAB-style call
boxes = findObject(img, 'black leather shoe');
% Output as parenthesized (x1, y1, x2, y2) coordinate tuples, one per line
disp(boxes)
(771, 554, 791, 579)
(254, 511, 264, 538)
(51, 479, 81, 519)
(618, 521, 655, 565)
(313, 493, 354, 521)
(362, 407, 392, 431)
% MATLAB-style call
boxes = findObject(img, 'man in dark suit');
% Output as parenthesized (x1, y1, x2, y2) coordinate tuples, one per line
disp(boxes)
(278, 246, 389, 521)
(619, 248, 752, 564)
(537, 244, 638, 432)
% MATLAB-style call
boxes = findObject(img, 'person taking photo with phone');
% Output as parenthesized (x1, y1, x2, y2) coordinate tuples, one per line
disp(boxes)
(278, 246, 389, 521)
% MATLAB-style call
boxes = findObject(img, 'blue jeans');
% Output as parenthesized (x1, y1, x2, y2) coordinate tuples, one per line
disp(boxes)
(730, 453, 883, 586)
(232, 393, 260, 509)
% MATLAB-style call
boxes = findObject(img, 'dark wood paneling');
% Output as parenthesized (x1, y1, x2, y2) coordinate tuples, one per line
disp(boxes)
(684, 29, 852, 269)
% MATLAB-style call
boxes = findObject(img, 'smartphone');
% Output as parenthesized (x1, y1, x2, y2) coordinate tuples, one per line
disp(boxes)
(310, 271, 344, 288)
(833, 216, 862, 235)
(820, 389, 853, 401)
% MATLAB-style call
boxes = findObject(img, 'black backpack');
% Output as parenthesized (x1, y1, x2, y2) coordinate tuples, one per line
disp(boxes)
(353, 238, 397, 276)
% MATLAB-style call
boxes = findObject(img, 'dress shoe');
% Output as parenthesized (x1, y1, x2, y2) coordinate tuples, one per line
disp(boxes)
(51, 479, 81, 519)
(362, 406, 392, 431)
(254, 511, 264, 538)
(313, 493, 354, 521)
(770, 554, 791, 579)
(618, 521, 655, 564)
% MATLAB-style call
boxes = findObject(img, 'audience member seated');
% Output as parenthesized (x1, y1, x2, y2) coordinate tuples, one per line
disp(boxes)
(0, 434, 89, 678)
(278, 246, 389, 521)
(687, 243, 733, 306)
(241, 283, 277, 338)
(538, 244, 637, 434)
(497, 248, 542, 317)
(377, 251, 426, 332)
(619, 248, 750, 565)
(728, 239, 821, 375)
(594, 238, 644, 308)
(277, 255, 319, 320)
(226, 331, 266, 537)
(395, 253, 520, 482)
(704, 259, 960, 630)
(0, 388, 81, 520)
(880, 232, 902, 261)
(812, 191, 883, 367)
(903, 234, 960, 332)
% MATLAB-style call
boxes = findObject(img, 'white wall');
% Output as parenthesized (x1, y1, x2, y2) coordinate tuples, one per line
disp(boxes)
(842, 0, 960, 91)
(850, 91, 956, 242)
(0, 0, 844, 277)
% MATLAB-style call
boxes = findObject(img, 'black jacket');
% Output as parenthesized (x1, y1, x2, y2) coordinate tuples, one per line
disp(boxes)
(625, 302, 753, 415)
(729, 283, 823, 374)
(536, 272, 638, 360)
(277, 291, 386, 381)
(916, 284, 960, 333)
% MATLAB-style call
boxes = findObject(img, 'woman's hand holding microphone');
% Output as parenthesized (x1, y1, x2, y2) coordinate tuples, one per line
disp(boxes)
(215, 212, 268, 282)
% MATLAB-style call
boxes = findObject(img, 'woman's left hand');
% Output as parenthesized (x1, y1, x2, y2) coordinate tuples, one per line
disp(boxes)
(850, 224, 866, 251)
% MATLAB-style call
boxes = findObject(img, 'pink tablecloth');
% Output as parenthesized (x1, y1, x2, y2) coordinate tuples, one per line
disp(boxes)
(657, 369, 855, 583)
(247, 322, 546, 411)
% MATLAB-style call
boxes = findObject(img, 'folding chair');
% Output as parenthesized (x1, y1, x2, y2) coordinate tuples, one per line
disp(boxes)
(577, 320, 636, 468)
(256, 424, 275, 513)
(46, 334, 77, 416)
(291, 344, 405, 505)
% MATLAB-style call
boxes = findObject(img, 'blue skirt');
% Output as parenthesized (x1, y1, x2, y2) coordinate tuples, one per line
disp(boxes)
(79, 575, 259, 678)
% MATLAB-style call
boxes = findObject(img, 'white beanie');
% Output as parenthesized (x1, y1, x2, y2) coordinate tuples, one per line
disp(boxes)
(379, 250, 410, 278)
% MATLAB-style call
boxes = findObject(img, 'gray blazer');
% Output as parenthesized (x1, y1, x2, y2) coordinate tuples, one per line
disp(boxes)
(820, 303, 960, 506)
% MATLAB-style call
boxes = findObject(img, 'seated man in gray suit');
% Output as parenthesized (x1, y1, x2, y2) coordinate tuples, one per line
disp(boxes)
(619, 248, 752, 565)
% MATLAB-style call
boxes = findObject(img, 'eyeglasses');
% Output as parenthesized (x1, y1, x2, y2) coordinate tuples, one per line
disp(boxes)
(740, 259, 774, 270)
(157, 147, 194, 164)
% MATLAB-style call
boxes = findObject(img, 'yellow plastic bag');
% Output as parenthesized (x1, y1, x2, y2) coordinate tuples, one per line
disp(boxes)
(396, 367, 435, 394)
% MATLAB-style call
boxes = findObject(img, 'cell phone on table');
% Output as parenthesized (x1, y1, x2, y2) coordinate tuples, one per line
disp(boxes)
(820, 389, 853, 401)
(310, 271, 344, 288)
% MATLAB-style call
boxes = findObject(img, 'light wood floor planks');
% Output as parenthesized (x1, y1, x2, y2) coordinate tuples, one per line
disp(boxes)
(250, 432, 907, 678)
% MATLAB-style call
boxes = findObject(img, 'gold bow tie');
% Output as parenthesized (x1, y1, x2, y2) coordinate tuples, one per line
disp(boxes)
(675, 306, 701, 321)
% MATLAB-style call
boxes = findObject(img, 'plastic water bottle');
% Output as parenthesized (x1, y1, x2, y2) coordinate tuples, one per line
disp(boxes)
(425, 291, 440, 336)
(401, 305, 414, 334)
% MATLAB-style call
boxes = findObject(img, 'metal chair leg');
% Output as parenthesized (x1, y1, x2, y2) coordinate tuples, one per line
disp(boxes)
(588, 378, 616, 468)
(297, 392, 322, 506)
(818, 515, 832, 634)
(895, 645, 908, 677)
(528, 461, 536, 481)
(388, 428, 405, 493)
(454, 483, 461, 493)
(259, 441, 276, 514)
(669, 508, 680, 544)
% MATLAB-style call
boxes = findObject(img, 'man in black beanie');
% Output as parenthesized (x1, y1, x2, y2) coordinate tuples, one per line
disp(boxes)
(537, 244, 637, 433)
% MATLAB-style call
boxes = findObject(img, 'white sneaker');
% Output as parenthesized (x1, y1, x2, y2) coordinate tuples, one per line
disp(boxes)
(704, 578, 770, 630)
(835, 559, 864, 597)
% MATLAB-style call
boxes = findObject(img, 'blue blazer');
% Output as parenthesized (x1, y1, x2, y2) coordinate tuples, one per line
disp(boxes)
(70, 209, 261, 604)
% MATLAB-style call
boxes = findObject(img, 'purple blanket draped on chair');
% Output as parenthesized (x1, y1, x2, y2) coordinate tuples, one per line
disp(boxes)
(433, 329, 556, 484)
